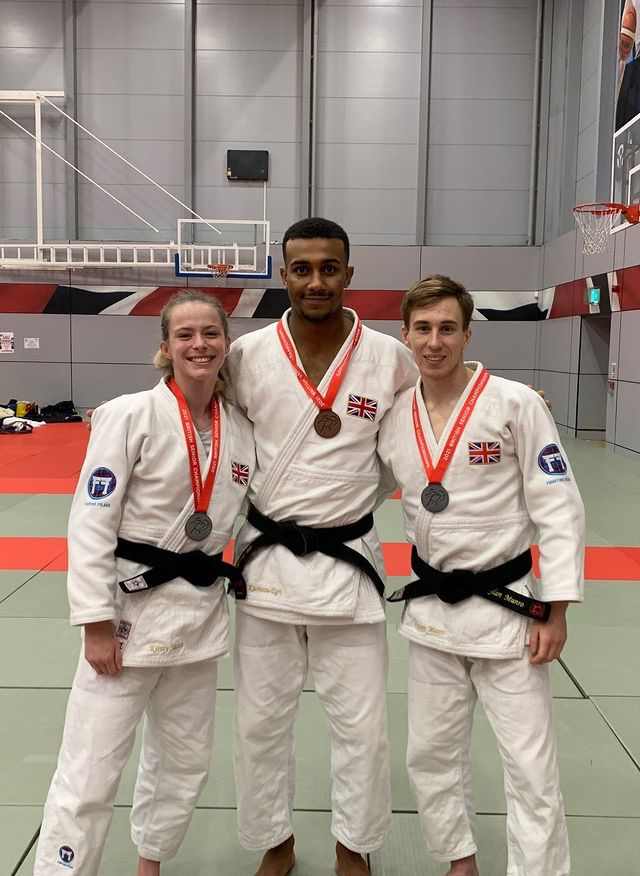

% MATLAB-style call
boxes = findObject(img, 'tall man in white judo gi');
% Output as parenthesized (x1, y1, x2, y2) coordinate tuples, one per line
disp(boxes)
(377, 275, 585, 876)
(227, 218, 417, 876)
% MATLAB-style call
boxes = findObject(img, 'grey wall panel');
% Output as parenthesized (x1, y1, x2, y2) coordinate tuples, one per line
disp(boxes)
(538, 317, 574, 374)
(319, 6, 422, 53)
(419, 246, 541, 291)
(489, 369, 535, 385)
(317, 52, 421, 100)
(195, 142, 300, 191)
(579, 316, 610, 374)
(621, 220, 640, 267)
(316, 144, 418, 190)
(567, 372, 578, 429)
(0, 48, 64, 90)
(193, 185, 298, 239)
(541, 231, 578, 287)
(0, 136, 66, 185)
(581, 231, 616, 281)
(77, 140, 185, 187)
(196, 96, 300, 143)
(429, 99, 532, 146)
(576, 121, 597, 182)
(72, 363, 158, 408)
(613, 228, 626, 271)
(71, 267, 187, 288)
(583, 0, 602, 33)
(76, 2, 183, 50)
(77, 49, 184, 95)
(432, 4, 536, 54)
(361, 320, 403, 342)
(0, 362, 71, 407)
(76, 182, 185, 237)
(431, 55, 534, 101)
(569, 315, 581, 374)
(71, 315, 158, 364)
(1, 2, 63, 47)
(578, 73, 598, 135)
(349, 246, 421, 290)
(0, 314, 69, 361)
(575, 171, 596, 208)
(581, 13, 601, 82)
(536, 369, 571, 429)
(0, 115, 66, 140)
(576, 373, 607, 430)
(427, 145, 530, 192)
(197, 4, 300, 51)
(228, 317, 277, 342)
(316, 189, 417, 239)
(614, 381, 640, 454)
(317, 98, 419, 145)
(76, 95, 184, 141)
(426, 190, 529, 238)
(196, 50, 300, 98)
(0, 183, 67, 235)
(466, 322, 537, 370)
(618, 309, 640, 382)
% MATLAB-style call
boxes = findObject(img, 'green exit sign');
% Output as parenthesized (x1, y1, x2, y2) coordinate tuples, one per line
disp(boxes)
(589, 287, 600, 305)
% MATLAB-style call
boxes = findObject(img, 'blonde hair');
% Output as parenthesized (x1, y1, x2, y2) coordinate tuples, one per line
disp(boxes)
(153, 290, 231, 400)
(401, 275, 475, 331)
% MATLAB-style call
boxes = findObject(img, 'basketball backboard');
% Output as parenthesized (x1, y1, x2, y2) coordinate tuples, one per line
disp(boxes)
(612, 110, 640, 232)
(174, 219, 272, 279)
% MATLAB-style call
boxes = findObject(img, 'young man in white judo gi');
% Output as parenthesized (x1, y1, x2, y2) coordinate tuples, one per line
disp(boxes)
(34, 292, 254, 876)
(377, 276, 585, 876)
(226, 217, 417, 876)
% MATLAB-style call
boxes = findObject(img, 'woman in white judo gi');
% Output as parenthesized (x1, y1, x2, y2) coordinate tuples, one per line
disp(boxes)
(378, 276, 585, 876)
(34, 291, 254, 876)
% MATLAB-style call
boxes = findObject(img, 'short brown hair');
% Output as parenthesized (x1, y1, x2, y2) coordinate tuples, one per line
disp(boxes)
(401, 275, 475, 331)
(153, 290, 231, 399)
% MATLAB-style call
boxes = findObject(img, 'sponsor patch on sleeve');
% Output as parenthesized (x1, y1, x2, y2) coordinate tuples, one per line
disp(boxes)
(87, 467, 117, 499)
(537, 444, 568, 476)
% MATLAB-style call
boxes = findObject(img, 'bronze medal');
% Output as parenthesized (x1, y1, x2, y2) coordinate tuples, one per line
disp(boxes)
(314, 409, 341, 438)
(420, 483, 449, 513)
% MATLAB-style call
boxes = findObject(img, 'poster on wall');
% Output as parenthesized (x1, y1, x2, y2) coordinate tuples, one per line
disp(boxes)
(0, 331, 15, 353)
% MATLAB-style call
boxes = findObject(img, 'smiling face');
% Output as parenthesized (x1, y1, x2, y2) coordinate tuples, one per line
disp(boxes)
(280, 237, 354, 323)
(402, 296, 471, 383)
(160, 301, 229, 389)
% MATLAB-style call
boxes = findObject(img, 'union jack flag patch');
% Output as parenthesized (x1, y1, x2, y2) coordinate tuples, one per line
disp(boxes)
(346, 394, 378, 421)
(468, 441, 501, 465)
(231, 461, 250, 485)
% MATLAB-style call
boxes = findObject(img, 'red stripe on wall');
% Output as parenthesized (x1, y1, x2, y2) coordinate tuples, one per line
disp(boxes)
(129, 287, 244, 316)
(0, 284, 59, 313)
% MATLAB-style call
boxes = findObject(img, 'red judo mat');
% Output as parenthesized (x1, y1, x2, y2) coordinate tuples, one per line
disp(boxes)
(1, 425, 639, 580)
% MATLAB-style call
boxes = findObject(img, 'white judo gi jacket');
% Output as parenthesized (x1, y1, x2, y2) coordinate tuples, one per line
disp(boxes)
(66, 379, 255, 666)
(227, 309, 416, 621)
(377, 363, 585, 659)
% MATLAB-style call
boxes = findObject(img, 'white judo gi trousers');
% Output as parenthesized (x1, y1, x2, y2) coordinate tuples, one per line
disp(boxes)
(407, 642, 570, 875)
(234, 612, 391, 853)
(34, 655, 218, 875)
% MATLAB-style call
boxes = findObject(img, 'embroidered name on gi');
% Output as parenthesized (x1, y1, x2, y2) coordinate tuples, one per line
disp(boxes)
(249, 584, 282, 596)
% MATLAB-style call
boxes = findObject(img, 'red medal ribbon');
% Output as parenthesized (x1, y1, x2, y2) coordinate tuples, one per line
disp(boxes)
(412, 368, 490, 485)
(276, 315, 362, 412)
(168, 378, 221, 512)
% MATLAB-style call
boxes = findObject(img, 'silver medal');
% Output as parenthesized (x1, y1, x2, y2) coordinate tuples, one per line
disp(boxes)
(185, 511, 213, 541)
(421, 483, 449, 513)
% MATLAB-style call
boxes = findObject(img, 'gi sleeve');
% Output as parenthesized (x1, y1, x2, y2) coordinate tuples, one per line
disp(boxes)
(392, 343, 419, 398)
(513, 390, 585, 603)
(66, 399, 144, 626)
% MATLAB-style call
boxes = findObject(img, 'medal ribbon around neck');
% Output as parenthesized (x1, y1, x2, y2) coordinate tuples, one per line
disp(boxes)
(276, 316, 362, 414)
(412, 368, 490, 488)
(168, 377, 221, 515)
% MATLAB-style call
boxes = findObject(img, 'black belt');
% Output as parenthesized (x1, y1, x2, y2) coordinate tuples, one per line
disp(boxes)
(236, 504, 385, 598)
(115, 537, 246, 599)
(387, 546, 550, 622)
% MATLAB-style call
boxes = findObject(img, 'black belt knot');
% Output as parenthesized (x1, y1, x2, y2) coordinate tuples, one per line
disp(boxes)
(236, 503, 386, 598)
(436, 568, 476, 604)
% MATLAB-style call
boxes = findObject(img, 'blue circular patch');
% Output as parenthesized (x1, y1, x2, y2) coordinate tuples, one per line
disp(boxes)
(87, 466, 117, 499)
(59, 846, 75, 864)
(537, 444, 567, 475)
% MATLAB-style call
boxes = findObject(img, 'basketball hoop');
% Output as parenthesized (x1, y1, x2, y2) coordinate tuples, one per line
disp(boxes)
(207, 263, 234, 285)
(573, 202, 640, 254)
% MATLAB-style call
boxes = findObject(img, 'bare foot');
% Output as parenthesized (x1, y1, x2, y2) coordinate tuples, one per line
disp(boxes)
(445, 854, 479, 876)
(335, 841, 370, 875)
(255, 835, 295, 876)
(136, 857, 160, 876)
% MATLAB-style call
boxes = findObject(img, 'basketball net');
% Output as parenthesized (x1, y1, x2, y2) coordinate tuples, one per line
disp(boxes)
(573, 203, 639, 254)
(207, 263, 234, 286)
